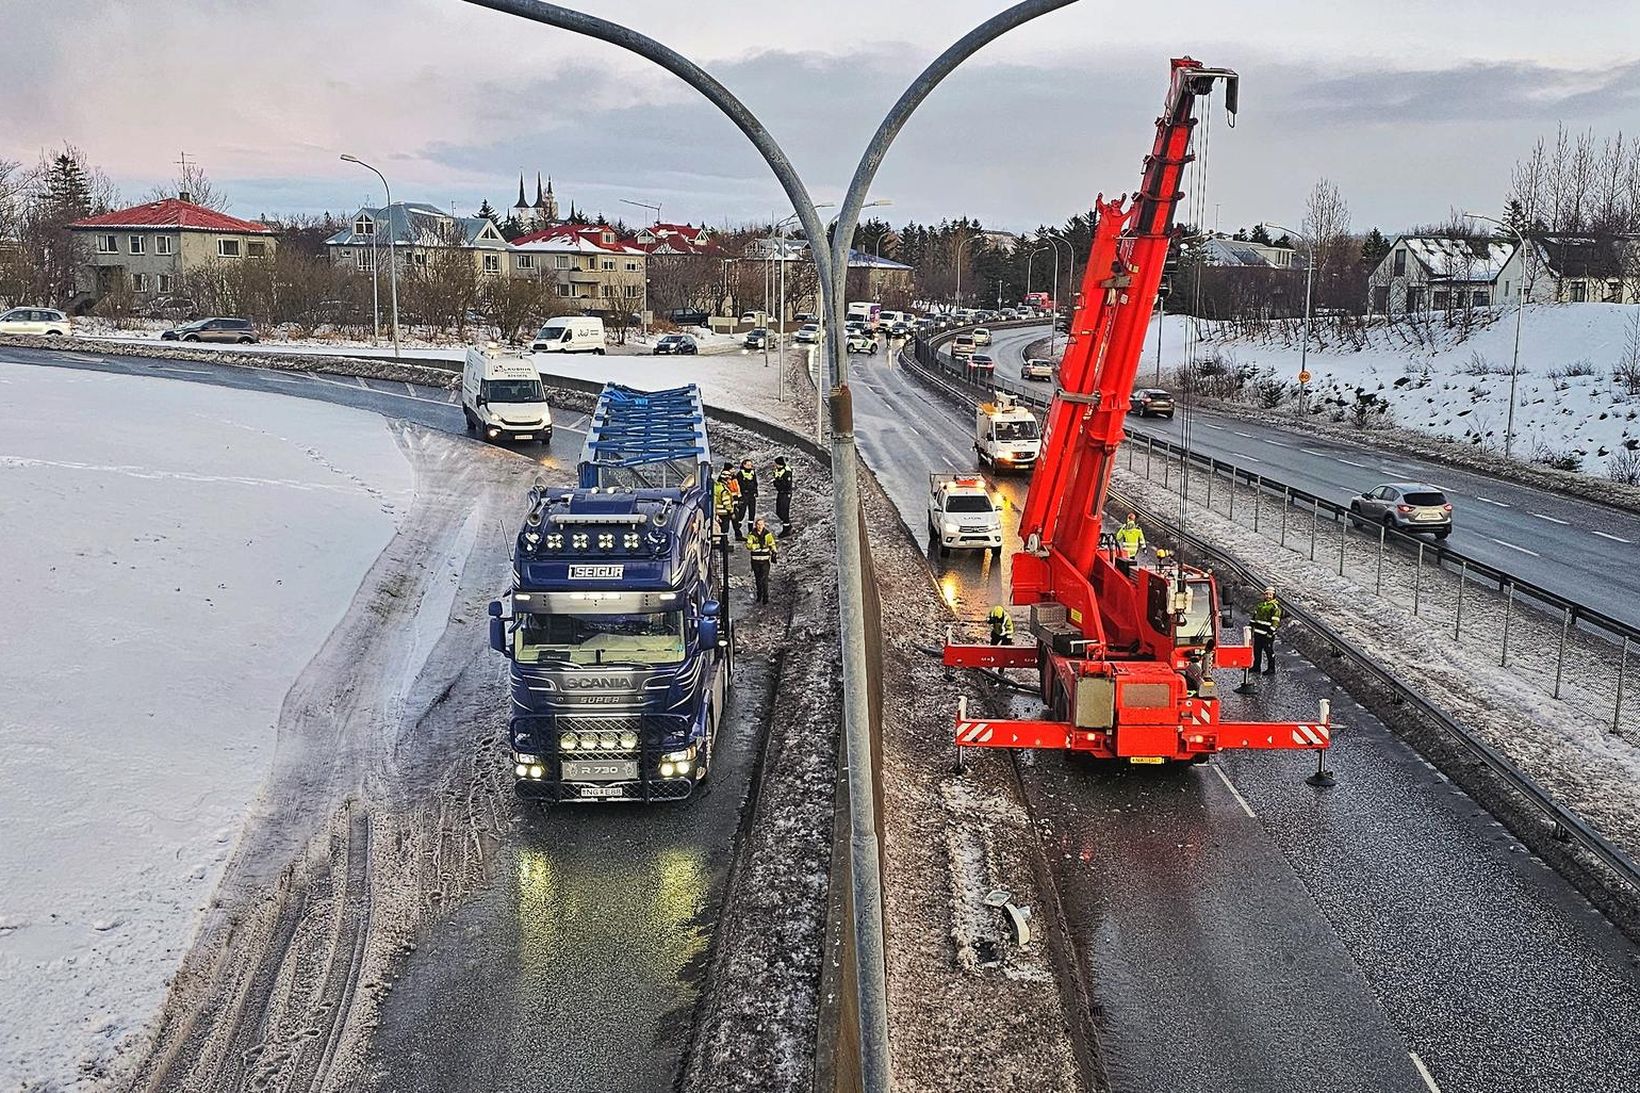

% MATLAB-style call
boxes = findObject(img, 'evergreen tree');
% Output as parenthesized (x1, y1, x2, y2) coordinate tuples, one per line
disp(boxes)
(1359, 227, 1391, 268)
(1248, 223, 1273, 245)
(42, 151, 92, 219)
(500, 215, 526, 241)
(476, 199, 500, 227)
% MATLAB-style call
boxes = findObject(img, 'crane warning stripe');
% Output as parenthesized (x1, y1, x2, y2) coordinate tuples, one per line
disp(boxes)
(958, 722, 994, 744)
(1291, 724, 1328, 747)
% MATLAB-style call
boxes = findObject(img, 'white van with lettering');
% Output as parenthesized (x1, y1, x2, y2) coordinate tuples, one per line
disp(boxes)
(531, 316, 606, 354)
(462, 344, 552, 444)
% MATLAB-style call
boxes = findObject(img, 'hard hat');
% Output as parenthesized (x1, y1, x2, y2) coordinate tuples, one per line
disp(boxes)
(1264, 586, 1276, 597)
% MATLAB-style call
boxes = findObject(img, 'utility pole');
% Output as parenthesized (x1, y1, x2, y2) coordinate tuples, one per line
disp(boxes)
(1264, 222, 1314, 412)
(621, 197, 662, 339)
(455, 6, 1078, 1089)
(1466, 211, 1528, 459)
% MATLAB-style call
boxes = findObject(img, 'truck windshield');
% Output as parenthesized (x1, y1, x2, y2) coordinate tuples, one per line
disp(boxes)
(514, 609, 685, 666)
(995, 420, 1039, 441)
(1175, 579, 1215, 647)
(945, 495, 994, 514)
(483, 378, 545, 403)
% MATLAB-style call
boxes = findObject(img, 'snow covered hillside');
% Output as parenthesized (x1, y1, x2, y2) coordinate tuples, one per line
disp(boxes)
(0, 364, 414, 1088)
(1149, 303, 1640, 479)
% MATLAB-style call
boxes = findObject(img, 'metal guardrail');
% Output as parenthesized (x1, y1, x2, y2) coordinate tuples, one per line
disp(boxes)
(1116, 486, 1640, 895)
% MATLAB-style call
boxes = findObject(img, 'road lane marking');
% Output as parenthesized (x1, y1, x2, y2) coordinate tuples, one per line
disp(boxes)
(1335, 457, 1368, 468)
(1262, 438, 1292, 448)
(1233, 431, 1253, 438)
(1300, 447, 1329, 456)
(1409, 1052, 1442, 1093)
(1211, 765, 1256, 818)
(1202, 422, 1225, 430)
(1474, 496, 1509, 508)
(1491, 537, 1540, 557)
(1594, 530, 1634, 544)
(1531, 512, 1569, 525)
(151, 365, 211, 375)
(1381, 465, 1423, 477)
(906, 423, 925, 438)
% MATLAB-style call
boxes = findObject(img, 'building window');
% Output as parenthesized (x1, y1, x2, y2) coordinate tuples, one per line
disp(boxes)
(558, 284, 573, 298)
(157, 274, 172, 293)
(599, 258, 614, 271)
(97, 234, 118, 254)
(602, 284, 615, 298)
(355, 217, 375, 236)
(483, 253, 501, 274)
(554, 255, 572, 270)
(1392, 249, 1406, 276)
(358, 249, 374, 271)
(156, 235, 174, 256)
(602, 231, 615, 244)
(1607, 279, 1622, 302)
(625, 260, 638, 271)
(1570, 282, 1587, 303)
(128, 235, 146, 255)
(218, 239, 242, 259)
(131, 272, 147, 292)
(625, 284, 639, 298)
(1405, 286, 1423, 312)
(1432, 289, 1450, 310)
(414, 252, 426, 267)
(1372, 285, 1390, 313)
(247, 241, 268, 259)
(516, 254, 534, 270)
(1471, 291, 1490, 307)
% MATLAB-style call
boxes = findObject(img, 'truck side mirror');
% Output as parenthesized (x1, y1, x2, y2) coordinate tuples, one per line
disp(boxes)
(702, 599, 721, 617)
(488, 599, 507, 654)
(1220, 604, 1233, 625)
(699, 617, 720, 649)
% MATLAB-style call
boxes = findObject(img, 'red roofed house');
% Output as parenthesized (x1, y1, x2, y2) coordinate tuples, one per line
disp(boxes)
(628, 222, 718, 256)
(510, 224, 646, 314)
(68, 194, 276, 310)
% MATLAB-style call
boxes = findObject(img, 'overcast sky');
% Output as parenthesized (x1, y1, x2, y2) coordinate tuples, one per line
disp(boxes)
(7, 1, 1640, 235)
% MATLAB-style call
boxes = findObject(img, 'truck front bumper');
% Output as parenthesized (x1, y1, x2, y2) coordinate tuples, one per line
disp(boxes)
(515, 775, 697, 803)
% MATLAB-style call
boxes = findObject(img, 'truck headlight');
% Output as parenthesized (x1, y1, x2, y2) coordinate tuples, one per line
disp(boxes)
(943, 522, 958, 537)
(529, 764, 544, 779)
(619, 730, 639, 750)
(560, 732, 579, 751)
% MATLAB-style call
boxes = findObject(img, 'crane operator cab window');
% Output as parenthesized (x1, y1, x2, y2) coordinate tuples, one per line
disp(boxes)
(1146, 575, 1216, 648)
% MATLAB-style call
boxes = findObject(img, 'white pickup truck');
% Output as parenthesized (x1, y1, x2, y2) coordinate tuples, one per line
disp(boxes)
(975, 392, 1041, 472)
(927, 473, 1003, 557)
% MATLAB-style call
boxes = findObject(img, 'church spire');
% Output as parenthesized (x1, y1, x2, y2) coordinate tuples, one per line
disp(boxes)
(535, 172, 545, 206)
(515, 172, 527, 210)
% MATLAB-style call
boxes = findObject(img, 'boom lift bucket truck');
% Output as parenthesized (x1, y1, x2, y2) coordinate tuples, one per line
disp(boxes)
(489, 383, 731, 803)
(944, 58, 1333, 768)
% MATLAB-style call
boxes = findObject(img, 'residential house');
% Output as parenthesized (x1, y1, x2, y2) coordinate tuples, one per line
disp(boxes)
(510, 224, 646, 314)
(629, 222, 718, 255)
(1366, 236, 1514, 315)
(1202, 235, 1298, 270)
(68, 195, 276, 308)
(745, 239, 914, 312)
(325, 202, 511, 277)
(1493, 234, 1640, 305)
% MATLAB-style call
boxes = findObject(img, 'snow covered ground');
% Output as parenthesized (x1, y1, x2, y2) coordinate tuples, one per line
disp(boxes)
(0, 364, 414, 1089)
(1152, 303, 1640, 478)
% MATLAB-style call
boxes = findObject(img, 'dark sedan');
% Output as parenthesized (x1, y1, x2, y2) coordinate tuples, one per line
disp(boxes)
(653, 333, 698, 355)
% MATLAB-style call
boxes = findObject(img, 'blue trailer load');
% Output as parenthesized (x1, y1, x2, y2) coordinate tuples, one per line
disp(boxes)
(488, 383, 731, 803)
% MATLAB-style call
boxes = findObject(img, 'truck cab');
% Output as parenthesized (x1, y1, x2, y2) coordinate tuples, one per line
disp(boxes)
(927, 474, 1003, 557)
(975, 392, 1041, 472)
(462, 344, 552, 444)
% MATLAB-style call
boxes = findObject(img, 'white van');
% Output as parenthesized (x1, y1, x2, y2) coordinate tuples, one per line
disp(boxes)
(531, 315, 606, 354)
(462, 344, 553, 444)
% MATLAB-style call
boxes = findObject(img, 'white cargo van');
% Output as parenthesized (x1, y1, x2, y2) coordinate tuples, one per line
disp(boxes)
(531, 315, 606, 354)
(462, 344, 553, 444)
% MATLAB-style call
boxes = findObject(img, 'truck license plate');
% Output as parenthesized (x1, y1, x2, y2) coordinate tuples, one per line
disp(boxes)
(579, 784, 626, 798)
(1129, 756, 1167, 765)
(515, 433, 534, 441)
(563, 759, 638, 782)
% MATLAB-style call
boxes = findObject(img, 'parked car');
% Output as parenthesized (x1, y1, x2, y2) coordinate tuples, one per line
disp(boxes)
(162, 316, 257, 343)
(1350, 483, 1453, 538)
(966, 352, 996, 375)
(1129, 388, 1175, 418)
(654, 333, 698, 355)
(0, 307, 71, 336)
(794, 323, 820, 344)
(1021, 357, 1054, 381)
(146, 295, 199, 321)
(743, 327, 769, 349)
(666, 307, 710, 326)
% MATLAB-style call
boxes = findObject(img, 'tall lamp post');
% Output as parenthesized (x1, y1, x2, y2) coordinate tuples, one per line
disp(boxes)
(953, 232, 984, 310)
(340, 154, 400, 358)
(453, 6, 1076, 1088)
(1039, 232, 1073, 356)
(1264, 221, 1314, 412)
(622, 197, 663, 339)
(1465, 211, 1528, 460)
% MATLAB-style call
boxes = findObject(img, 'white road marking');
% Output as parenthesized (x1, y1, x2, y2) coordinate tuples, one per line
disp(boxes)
(944, 457, 957, 469)
(1234, 431, 1253, 438)
(1474, 496, 1509, 508)
(1381, 465, 1423, 477)
(1531, 512, 1569, 525)
(1409, 1052, 1442, 1093)
(1300, 447, 1329, 456)
(1203, 422, 1225, 431)
(151, 365, 211, 375)
(1491, 537, 1540, 557)
(1211, 764, 1256, 818)
(1594, 530, 1634, 544)
(906, 423, 925, 438)
(1262, 438, 1292, 448)
(1335, 457, 1368, 468)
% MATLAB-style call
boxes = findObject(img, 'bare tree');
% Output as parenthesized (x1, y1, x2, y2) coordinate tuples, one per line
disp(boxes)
(479, 273, 562, 344)
(144, 155, 230, 210)
(1303, 178, 1358, 315)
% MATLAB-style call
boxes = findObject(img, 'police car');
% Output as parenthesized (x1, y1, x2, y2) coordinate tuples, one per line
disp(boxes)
(927, 474, 1004, 557)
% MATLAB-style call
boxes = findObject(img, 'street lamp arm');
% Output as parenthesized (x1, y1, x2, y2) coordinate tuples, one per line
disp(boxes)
(456, 0, 837, 318)
(828, 0, 1078, 373)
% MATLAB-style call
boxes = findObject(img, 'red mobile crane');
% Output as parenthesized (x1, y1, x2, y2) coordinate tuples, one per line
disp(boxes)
(945, 58, 1332, 765)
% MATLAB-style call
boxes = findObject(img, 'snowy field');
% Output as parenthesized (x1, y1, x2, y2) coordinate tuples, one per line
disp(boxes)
(1153, 303, 1640, 477)
(532, 343, 810, 428)
(0, 363, 414, 1088)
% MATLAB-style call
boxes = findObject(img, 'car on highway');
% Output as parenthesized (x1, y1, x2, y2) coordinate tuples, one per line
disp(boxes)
(972, 327, 992, 346)
(951, 333, 976, 359)
(653, 333, 698, 355)
(0, 307, 71, 336)
(887, 321, 911, 338)
(966, 353, 997, 376)
(161, 316, 257, 344)
(1129, 388, 1175, 418)
(846, 331, 875, 353)
(794, 323, 820, 344)
(1350, 483, 1453, 538)
(742, 327, 769, 349)
(1021, 357, 1054, 381)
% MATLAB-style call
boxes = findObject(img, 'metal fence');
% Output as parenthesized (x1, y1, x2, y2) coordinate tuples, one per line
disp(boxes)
(1124, 431, 1638, 735)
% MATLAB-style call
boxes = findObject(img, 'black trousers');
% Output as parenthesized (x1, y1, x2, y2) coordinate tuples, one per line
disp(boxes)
(1252, 631, 1275, 673)
(751, 560, 771, 603)
(775, 490, 792, 526)
(742, 492, 757, 521)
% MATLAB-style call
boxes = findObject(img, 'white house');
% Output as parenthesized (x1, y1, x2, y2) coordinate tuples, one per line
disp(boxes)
(1367, 236, 1515, 315)
(1492, 234, 1640, 306)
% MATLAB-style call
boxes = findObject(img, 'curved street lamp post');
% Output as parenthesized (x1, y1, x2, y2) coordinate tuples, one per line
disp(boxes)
(452, 4, 1078, 1087)
(1465, 211, 1528, 459)
(340, 154, 401, 358)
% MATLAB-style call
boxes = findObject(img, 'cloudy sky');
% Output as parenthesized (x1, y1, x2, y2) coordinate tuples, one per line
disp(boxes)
(7, 1, 1640, 235)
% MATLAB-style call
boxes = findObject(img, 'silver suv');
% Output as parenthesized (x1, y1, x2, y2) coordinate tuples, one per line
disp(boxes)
(1350, 482, 1453, 538)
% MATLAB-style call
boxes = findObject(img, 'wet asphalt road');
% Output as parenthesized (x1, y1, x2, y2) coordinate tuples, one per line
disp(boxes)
(849, 342, 1640, 1091)
(0, 344, 766, 1091)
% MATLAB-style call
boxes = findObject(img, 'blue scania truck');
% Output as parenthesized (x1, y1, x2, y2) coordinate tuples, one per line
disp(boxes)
(488, 383, 730, 803)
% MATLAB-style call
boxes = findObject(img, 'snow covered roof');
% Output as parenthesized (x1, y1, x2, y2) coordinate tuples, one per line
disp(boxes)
(70, 198, 274, 235)
(325, 203, 508, 249)
(511, 225, 644, 255)
(739, 239, 910, 270)
(1204, 238, 1274, 267)
(1398, 236, 1515, 282)
(1531, 235, 1637, 281)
